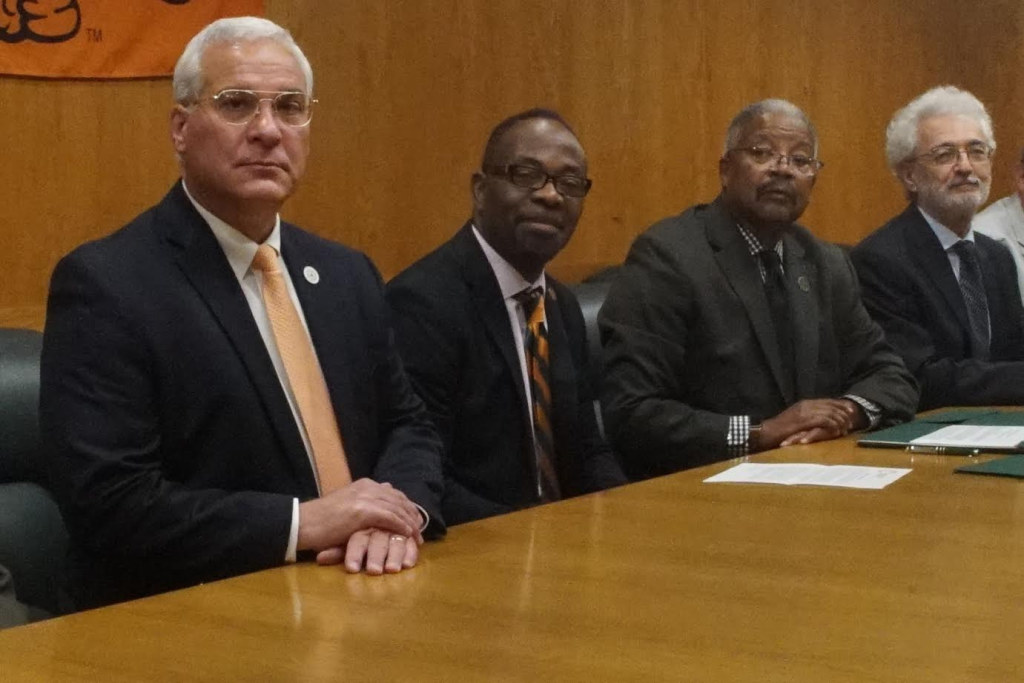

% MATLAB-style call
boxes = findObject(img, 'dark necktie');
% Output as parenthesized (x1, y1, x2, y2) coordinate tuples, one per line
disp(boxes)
(757, 249, 796, 397)
(951, 240, 991, 359)
(515, 287, 561, 502)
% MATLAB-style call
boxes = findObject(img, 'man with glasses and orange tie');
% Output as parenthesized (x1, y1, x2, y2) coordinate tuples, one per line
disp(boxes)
(852, 86, 1024, 410)
(40, 17, 443, 609)
(600, 99, 917, 481)
(387, 109, 626, 524)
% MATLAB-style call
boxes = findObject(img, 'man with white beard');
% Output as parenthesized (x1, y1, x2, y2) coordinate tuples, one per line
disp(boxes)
(852, 86, 1024, 410)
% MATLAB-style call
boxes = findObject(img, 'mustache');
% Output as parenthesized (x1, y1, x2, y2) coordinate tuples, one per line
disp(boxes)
(756, 181, 796, 200)
(949, 177, 982, 188)
(519, 213, 563, 226)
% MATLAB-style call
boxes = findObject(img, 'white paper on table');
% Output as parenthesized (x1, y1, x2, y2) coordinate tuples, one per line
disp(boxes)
(909, 425, 1024, 449)
(703, 462, 911, 489)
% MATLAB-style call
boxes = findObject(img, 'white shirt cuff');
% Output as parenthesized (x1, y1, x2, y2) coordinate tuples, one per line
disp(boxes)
(285, 497, 299, 563)
(415, 503, 429, 533)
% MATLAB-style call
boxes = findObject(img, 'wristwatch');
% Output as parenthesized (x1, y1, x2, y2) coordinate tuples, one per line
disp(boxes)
(748, 422, 764, 451)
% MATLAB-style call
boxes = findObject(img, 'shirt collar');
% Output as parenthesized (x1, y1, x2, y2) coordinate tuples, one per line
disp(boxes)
(917, 205, 976, 251)
(471, 224, 546, 300)
(182, 181, 283, 282)
(735, 222, 784, 259)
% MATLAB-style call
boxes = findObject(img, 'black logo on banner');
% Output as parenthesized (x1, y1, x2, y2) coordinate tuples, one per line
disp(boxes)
(1, 0, 81, 43)
(1, 1, 192, 44)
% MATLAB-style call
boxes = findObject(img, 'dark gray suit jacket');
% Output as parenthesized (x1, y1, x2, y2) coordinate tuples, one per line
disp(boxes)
(599, 198, 918, 480)
(41, 183, 445, 608)
(851, 204, 1024, 409)
(387, 224, 625, 524)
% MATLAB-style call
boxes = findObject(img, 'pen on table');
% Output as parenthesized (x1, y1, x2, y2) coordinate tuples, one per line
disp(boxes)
(905, 445, 981, 456)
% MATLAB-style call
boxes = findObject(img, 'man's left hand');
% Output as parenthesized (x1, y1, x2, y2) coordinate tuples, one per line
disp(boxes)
(779, 399, 869, 446)
(315, 528, 421, 575)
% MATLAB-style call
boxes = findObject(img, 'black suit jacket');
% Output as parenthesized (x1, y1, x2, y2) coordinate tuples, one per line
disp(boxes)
(386, 224, 625, 524)
(40, 183, 445, 608)
(851, 204, 1024, 409)
(599, 198, 919, 480)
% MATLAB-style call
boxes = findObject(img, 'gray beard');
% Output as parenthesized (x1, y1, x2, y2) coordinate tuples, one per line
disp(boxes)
(916, 182, 990, 228)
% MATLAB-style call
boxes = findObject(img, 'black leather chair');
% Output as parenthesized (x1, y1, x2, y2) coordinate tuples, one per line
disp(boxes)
(572, 280, 613, 392)
(571, 266, 619, 437)
(0, 328, 72, 618)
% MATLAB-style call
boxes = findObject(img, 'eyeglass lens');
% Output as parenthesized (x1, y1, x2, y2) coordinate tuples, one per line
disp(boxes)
(211, 90, 312, 126)
(507, 165, 590, 197)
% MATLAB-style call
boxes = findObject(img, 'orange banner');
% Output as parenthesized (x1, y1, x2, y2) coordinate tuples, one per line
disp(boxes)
(0, 1, 264, 78)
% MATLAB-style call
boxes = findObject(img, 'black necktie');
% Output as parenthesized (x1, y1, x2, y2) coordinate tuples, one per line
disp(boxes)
(951, 240, 991, 359)
(758, 250, 796, 397)
(515, 287, 561, 502)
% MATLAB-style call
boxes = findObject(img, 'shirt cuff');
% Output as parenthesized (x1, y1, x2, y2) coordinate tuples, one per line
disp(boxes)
(415, 503, 429, 533)
(843, 394, 882, 430)
(285, 497, 299, 563)
(286, 497, 427, 564)
(727, 415, 751, 457)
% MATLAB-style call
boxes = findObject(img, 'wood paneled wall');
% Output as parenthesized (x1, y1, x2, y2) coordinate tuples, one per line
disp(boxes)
(2, 0, 1021, 328)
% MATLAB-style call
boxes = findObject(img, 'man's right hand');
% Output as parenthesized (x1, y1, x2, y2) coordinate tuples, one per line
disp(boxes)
(296, 479, 424, 553)
(752, 399, 859, 452)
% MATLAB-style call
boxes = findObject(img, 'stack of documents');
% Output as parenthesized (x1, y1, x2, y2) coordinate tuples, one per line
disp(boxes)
(859, 409, 1024, 454)
(907, 425, 1024, 455)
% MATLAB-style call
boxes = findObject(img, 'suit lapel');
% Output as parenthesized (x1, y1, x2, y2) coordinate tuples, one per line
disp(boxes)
(159, 184, 315, 492)
(902, 206, 972, 334)
(782, 234, 819, 399)
(452, 226, 531, 413)
(280, 227, 368, 479)
(705, 201, 791, 403)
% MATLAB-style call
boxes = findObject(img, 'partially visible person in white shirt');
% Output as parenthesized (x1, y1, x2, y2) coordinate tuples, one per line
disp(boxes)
(974, 146, 1024, 305)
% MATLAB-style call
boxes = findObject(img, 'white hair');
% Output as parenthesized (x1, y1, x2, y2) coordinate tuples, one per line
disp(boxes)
(885, 85, 995, 170)
(722, 99, 818, 157)
(172, 16, 313, 104)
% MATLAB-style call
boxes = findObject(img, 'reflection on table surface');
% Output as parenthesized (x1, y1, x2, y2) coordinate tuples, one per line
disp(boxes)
(3, 435, 1024, 682)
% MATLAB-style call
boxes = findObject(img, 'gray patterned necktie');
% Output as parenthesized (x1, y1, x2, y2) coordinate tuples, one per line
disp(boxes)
(951, 240, 991, 360)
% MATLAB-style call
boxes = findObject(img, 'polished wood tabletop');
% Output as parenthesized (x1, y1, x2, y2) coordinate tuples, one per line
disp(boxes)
(3, 437, 1024, 681)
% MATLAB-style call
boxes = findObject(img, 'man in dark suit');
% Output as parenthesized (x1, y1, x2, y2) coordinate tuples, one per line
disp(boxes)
(387, 109, 625, 524)
(40, 17, 443, 609)
(852, 86, 1024, 410)
(600, 99, 918, 480)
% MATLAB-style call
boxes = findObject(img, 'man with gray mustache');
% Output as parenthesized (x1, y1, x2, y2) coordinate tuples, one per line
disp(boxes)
(600, 99, 917, 480)
(852, 86, 1024, 410)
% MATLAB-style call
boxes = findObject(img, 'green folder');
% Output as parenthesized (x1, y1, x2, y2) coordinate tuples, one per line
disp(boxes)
(956, 456, 1024, 478)
(857, 409, 1022, 451)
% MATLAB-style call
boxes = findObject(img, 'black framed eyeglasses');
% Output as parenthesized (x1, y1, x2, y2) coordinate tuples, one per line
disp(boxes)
(199, 89, 317, 127)
(730, 146, 824, 176)
(483, 164, 592, 198)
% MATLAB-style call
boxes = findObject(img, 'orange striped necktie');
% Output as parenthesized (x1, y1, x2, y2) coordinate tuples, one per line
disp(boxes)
(251, 244, 352, 494)
(516, 286, 561, 502)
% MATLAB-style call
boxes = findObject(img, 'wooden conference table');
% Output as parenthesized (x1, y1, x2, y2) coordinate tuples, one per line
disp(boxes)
(3, 436, 1024, 682)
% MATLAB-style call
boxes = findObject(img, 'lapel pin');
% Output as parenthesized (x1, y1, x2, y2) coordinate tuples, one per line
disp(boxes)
(797, 275, 810, 292)
(303, 266, 320, 285)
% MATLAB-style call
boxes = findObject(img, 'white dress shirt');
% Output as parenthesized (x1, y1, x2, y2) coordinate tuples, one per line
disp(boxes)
(471, 225, 546, 431)
(974, 193, 1024, 306)
(183, 183, 316, 562)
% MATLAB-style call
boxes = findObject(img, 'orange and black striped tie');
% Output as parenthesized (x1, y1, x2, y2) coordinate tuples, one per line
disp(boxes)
(517, 287, 561, 502)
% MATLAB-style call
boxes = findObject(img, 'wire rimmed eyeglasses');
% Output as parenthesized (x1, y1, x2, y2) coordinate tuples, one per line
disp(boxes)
(195, 89, 317, 127)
